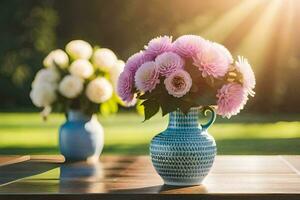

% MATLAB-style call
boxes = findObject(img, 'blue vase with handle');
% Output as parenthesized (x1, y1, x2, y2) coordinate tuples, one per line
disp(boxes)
(59, 110, 104, 161)
(150, 106, 217, 186)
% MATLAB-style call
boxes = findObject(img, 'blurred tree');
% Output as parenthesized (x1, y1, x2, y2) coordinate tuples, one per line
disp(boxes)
(0, 0, 58, 109)
(0, 0, 299, 113)
(55, 0, 238, 58)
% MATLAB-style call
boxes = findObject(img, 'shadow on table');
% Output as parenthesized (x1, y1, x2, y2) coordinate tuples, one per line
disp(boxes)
(0, 161, 59, 185)
(0, 160, 106, 193)
(111, 184, 208, 194)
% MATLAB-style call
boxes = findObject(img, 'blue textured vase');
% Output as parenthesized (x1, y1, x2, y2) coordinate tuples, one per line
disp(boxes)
(150, 107, 217, 186)
(59, 110, 104, 161)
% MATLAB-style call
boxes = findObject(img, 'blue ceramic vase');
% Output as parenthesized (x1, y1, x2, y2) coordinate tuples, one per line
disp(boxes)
(59, 110, 104, 161)
(150, 107, 217, 186)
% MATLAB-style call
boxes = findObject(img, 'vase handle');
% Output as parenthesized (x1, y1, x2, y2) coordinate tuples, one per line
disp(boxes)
(200, 106, 216, 130)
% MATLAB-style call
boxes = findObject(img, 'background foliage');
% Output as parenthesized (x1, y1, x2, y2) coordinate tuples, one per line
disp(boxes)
(0, 0, 299, 113)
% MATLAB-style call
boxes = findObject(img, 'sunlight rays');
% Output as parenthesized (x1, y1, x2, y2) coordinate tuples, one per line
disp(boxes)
(234, 0, 283, 73)
(175, 0, 262, 43)
(176, 0, 296, 79)
(200, 0, 262, 43)
(267, 0, 295, 105)
(274, 0, 295, 66)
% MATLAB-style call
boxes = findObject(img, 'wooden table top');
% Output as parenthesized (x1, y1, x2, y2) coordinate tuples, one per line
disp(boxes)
(0, 155, 300, 200)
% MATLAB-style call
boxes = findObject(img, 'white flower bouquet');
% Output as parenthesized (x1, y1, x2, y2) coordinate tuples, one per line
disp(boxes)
(30, 40, 125, 118)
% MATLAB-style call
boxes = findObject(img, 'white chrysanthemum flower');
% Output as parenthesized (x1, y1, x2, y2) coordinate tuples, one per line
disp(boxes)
(43, 49, 69, 69)
(32, 68, 60, 88)
(30, 83, 57, 107)
(109, 60, 125, 91)
(58, 75, 84, 98)
(65, 40, 93, 59)
(92, 48, 117, 71)
(86, 78, 113, 103)
(69, 59, 94, 79)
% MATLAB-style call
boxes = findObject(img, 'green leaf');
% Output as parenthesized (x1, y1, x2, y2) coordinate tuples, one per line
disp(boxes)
(179, 102, 194, 114)
(141, 99, 160, 121)
(107, 98, 118, 114)
(136, 100, 144, 116)
(100, 102, 111, 117)
(138, 84, 163, 100)
(194, 89, 217, 106)
(160, 95, 180, 116)
(138, 92, 151, 100)
(161, 103, 178, 116)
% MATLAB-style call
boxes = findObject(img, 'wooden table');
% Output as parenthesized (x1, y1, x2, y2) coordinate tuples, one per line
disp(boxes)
(0, 155, 300, 200)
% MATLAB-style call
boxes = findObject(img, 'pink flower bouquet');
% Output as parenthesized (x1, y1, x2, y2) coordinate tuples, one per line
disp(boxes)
(117, 35, 255, 120)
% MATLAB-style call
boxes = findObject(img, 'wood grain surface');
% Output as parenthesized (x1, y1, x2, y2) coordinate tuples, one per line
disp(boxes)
(0, 155, 299, 200)
(0, 155, 30, 167)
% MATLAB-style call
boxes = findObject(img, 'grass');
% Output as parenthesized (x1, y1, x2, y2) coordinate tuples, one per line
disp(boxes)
(0, 112, 300, 155)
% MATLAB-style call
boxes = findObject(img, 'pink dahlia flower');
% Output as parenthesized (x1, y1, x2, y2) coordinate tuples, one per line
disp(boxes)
(213, 42, 233, 64)
(117, 70, 134, 102)
(144, 36, 173, 59)
(216, 83, 248, 118)
(135, 61, 160, 92)
(235, 56, 256, 96)
(193, 41, 231, 78)
(173, 35, 206, 58)
(164, 69, 192, 98)
(120, 51, 153, 101)
(155, 52, 184, 76)
(125, 51, 152, 75)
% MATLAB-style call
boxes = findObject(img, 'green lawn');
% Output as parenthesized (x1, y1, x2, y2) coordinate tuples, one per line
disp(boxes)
(0, 112, 300, 155)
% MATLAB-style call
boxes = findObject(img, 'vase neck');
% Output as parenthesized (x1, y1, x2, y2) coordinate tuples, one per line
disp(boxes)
(67, 110, 92, 122)
(168, 108, 199, 129)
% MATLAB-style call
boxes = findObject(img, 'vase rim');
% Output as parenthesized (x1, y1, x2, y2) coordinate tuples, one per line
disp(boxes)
(174, 105, 217, 112)
(67, 109, 96, 115)
(190, 105, 217, 109)
(67, 110, 94, 121)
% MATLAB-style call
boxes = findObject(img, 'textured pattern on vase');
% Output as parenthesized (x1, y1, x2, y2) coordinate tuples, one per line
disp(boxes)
(150, 107, 217, 186)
